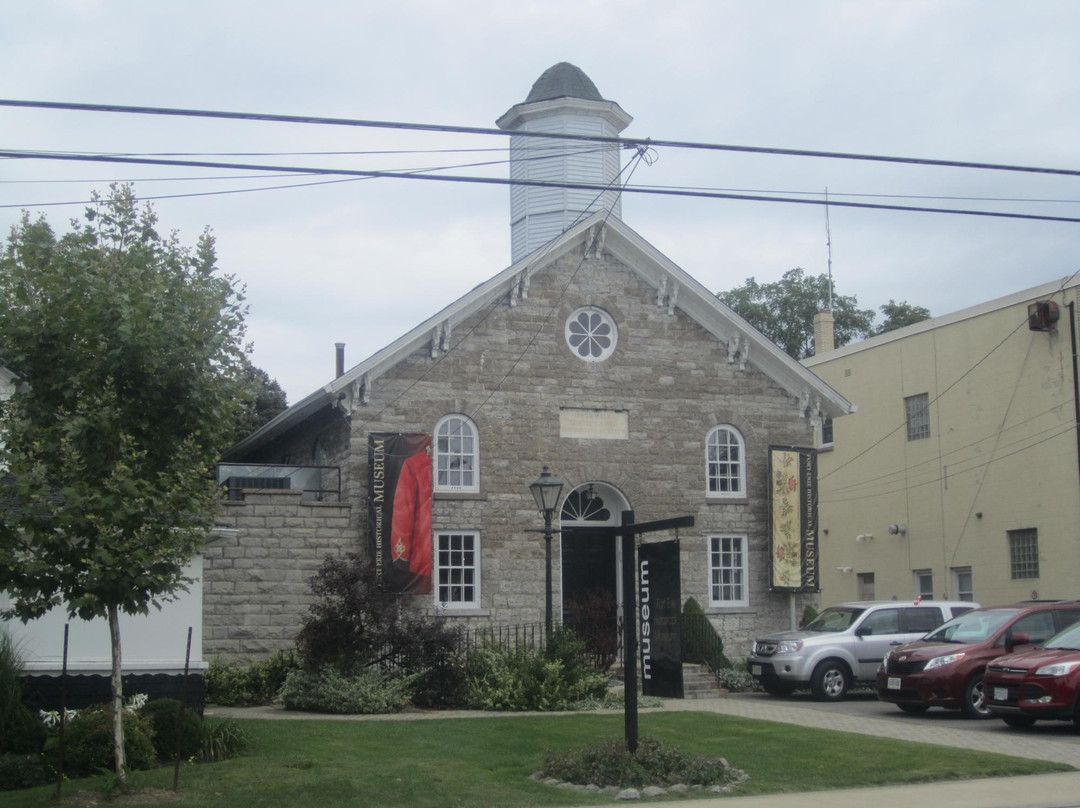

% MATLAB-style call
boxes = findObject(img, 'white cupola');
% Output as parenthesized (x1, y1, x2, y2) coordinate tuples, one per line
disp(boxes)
(497, 63, 632, 263)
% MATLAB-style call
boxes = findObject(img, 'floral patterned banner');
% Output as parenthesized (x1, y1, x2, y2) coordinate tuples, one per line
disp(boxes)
(768, 446, 819, 592)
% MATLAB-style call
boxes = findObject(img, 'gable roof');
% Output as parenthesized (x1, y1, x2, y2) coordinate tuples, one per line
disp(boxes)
(225, 213, 853, 459)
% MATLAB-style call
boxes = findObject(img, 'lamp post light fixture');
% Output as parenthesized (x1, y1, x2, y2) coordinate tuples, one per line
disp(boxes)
(529, 466, 564, 637)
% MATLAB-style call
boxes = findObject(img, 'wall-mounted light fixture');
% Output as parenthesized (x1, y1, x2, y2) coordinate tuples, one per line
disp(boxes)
(856, 533, 874, 542)
(836, 565, 853, 574)
(887, 524, 907, 536)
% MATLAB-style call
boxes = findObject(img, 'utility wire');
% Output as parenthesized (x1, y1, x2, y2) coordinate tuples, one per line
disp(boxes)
(4, 149, 1080, 223)
(3, 98, 1080, 178)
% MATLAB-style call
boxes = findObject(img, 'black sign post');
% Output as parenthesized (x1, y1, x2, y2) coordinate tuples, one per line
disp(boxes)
(614, 511, 694, 753)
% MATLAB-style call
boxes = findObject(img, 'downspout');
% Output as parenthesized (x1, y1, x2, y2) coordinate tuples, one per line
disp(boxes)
(1069, 303, 1080, 494)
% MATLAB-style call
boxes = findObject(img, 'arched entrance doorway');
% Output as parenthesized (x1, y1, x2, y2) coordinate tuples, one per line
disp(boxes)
(560, 482, 629, 662)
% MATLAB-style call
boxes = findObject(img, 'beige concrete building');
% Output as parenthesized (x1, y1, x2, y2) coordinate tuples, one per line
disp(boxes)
(805, 278, 1080, 608)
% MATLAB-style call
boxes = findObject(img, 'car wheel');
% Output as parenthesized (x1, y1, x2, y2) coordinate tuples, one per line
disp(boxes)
(810, 661, 850, 701)
(1002, 715, 1036, 729)
(762, 681, 796, 697)
(961, 673, 992, 718)
(897, 703, 930, 715)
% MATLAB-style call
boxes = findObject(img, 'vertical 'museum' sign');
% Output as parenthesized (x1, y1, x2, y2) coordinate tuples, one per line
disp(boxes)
(639, 539, 683, 698)
(768, 446, 819, 592)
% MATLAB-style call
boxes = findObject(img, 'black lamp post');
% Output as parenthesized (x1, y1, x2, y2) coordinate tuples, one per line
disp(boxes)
(529, 466, 564, 637)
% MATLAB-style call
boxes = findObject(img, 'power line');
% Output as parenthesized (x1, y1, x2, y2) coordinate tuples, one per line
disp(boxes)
(4, 98, 1080, 178)
(4, 149, 1080, 223)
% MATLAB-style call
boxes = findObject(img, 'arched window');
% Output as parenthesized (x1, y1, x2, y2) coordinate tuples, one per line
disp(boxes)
(706, 425, 745, 498)
(434, 414, 479, 493)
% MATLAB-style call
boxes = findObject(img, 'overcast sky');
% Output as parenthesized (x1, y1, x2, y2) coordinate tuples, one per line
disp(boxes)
(2, 1, 1078, 403)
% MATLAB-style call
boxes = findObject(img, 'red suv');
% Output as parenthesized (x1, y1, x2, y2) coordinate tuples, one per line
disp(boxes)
(984, 620, 1080, 728)
(877, 601, 1080, 718)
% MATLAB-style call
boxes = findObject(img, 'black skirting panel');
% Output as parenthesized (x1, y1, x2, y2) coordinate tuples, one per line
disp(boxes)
(21, 672, 205, 715)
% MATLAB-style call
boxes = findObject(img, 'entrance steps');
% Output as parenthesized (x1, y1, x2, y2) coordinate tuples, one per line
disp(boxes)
(681, 663, 727, 699)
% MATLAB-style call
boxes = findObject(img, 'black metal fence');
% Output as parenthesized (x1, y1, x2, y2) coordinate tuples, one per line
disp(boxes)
(456, 621, 550, 655)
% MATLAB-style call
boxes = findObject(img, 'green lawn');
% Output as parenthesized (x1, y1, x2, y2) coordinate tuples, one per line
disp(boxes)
(2, 712, 1071, 807)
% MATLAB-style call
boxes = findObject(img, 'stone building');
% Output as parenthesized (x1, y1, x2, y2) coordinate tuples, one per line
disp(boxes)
(211, 63, 852, 664)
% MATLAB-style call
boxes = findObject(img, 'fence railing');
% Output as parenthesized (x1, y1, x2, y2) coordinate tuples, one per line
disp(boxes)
(456, 621, 550, 655)
(216, 463, 341, 502)
(681, 612, 726, 680)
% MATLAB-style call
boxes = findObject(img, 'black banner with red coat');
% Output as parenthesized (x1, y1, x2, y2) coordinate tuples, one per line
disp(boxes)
(368, 433, 433, 594)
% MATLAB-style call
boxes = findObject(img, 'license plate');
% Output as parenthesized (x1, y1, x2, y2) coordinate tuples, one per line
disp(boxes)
(751, 665, 761, 676)
(888, 677, 901, 690)
(994, 687, 1008, 701)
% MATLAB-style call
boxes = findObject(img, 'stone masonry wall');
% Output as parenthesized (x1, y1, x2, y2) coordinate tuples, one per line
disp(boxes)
(212, 244, 822, 662)
(204, 490, 354, 664)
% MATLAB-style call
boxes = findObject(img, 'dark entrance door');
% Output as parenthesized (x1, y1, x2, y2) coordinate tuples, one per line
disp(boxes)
(561, 525, 618, 665)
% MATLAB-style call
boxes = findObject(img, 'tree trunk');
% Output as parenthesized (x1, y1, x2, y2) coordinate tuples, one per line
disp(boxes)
(107, 604, 127, 782)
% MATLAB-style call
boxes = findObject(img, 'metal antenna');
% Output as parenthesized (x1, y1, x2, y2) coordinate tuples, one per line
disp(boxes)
(824, 188, 834, 312)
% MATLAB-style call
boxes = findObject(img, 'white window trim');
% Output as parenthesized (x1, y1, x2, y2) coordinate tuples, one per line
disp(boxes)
(705, 425, 746, 499)
(434, 530, 481, 609)
(434, 414, 480, 494)
(708, 535, 749, 608)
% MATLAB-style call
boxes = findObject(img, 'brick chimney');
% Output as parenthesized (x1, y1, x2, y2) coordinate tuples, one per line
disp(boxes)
(813, 310, 835, 355)
(335, 343, 345, 378)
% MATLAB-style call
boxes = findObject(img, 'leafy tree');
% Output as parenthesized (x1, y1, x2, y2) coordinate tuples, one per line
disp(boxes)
(0, 185, 247, 780)
(876, 299, 931, 334)
(232, 357, 288, 440)
(717, 268, 875, 359)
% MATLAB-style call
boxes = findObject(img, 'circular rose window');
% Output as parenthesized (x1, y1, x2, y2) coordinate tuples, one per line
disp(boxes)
(565, 306, 617, 362)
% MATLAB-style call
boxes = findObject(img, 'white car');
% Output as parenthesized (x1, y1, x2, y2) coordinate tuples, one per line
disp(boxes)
(747, 600, 977, 701)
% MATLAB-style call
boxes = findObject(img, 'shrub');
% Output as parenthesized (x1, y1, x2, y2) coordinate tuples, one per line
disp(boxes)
(543, 736, 739, 788)
(464, 630, 607, 712)
(205, 649, 300, 706)
(0, 631, 43, 756)
(61, 704, 157, 776)
(279, 666, 418, 714)
(713, 662, 758, 693)
(296, 554, 461, 682)
(0, 753, 53, 791)
(140, 698, 204, 763)
(198, 718, 250, 762)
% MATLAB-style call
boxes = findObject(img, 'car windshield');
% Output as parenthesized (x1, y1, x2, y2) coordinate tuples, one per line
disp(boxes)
(1045, 623, 1080, 651)
(923, 609, 1015, 643)
(803, 607, 865, 632)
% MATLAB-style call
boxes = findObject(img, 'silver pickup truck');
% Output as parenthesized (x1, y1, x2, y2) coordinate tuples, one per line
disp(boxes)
(747, 600, 977, 701)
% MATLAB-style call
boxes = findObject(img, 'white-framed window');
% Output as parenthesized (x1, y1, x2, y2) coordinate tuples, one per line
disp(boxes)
(709, 535, 748, 607)
(913, 569, 933, 598)
(905, 393, 930, 441)
(435, 531, 480, 608)
(434, 414, 479, 493)
(817, 416, 834, 450)
(565, 306, 618, 362)
(952, 566, 974, 601)
(706, 425, 745, 497)
(1008, 528, 1040, 579)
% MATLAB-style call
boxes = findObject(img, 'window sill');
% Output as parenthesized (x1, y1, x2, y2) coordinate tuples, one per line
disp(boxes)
(435, 608, 490, 617)
(706, 605, 752, 613)
(434, 491, 486, 501)
(705, 497, 749, 506)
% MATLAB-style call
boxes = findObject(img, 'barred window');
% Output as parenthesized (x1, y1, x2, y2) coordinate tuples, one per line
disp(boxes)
(905, 393, 930, 441)
(709, 536, 747, 607)
(436, 532, 479, 608)
(1008, 528, 1040, 579)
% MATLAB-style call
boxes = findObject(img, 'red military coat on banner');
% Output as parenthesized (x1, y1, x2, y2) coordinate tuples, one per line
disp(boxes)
(390, 446, 433, 593)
